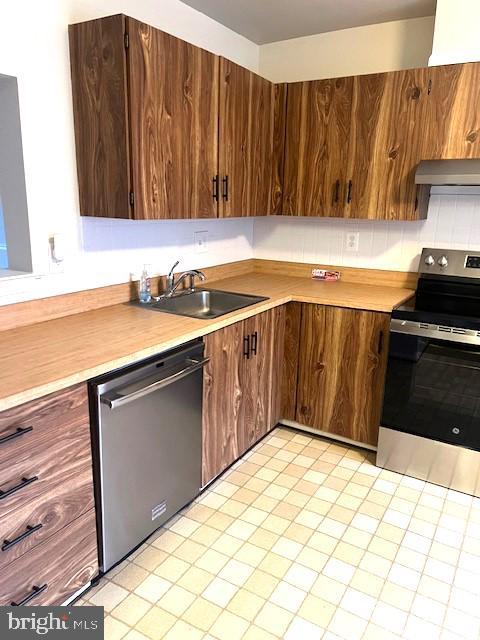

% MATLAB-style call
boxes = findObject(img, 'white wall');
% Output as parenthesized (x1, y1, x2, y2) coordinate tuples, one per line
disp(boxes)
(430, 0, 480, 65)
(259, 16, 435, 83)
(254, 191, 480, 272)
(0, 0, 258, 307)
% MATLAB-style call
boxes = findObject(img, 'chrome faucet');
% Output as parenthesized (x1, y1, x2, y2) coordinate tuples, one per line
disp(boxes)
(165, 261, 206, 297)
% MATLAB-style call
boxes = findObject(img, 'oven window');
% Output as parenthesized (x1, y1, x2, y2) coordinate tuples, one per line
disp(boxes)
(382, 332, 480, 450)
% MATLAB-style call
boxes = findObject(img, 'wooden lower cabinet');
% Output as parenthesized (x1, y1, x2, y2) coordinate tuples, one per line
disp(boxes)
(202, 307, 285, 485)
(295, 304, 389, 446)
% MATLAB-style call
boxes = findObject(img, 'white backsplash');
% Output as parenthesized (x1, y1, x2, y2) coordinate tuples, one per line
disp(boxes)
(253, 193, 480, 272)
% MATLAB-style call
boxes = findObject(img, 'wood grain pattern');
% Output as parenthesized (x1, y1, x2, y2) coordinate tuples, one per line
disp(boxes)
(280, 302, 302, 420)
(267, 304, 287, 428)
(127, 18, 219, 219)
(426, 62, 480, 159)
(283, 77, 353, 216)
(0, 385, 94, 569)
(69, 15, 131, 218)
(271, 83, 287, 215)
(0, 509, 98, 606)
(219, 58, 277, 217)
(296, 304, 390, 445)
(0, 272, 413, 413)
(202, 321, 245, 485)
(346, 68, 429, 220)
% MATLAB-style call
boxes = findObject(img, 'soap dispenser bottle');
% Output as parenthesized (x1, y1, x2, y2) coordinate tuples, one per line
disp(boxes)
(139, 264, 152, 303)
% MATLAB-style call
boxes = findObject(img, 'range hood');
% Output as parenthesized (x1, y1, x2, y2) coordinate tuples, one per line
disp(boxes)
(415, 159, 480, 186)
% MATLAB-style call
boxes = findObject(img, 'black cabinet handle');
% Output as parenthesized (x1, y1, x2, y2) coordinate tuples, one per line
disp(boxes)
(0, 426, 33, 446)
(378, 330, 384, 355)
(334, 180, 340, 203)
(0, 476, 38, 501)
(251, 332, 258, 355)
(347, 180, 353, 204)
(2, 523, 43, 552)
(11, 584, 47, 606)
(222, 175, 229, 201)
(212, 175, 219, 202)
(243, 335, 250, 359)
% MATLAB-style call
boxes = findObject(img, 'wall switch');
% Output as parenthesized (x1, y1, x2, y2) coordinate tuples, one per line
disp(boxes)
(194, 230, 208, 254)
(345, 231, 359, 252)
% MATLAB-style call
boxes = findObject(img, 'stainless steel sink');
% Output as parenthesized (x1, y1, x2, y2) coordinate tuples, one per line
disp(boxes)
(139, 289, 269, 319)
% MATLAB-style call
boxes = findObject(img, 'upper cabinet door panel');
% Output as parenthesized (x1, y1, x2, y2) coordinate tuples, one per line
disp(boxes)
(69, 15, 131, 218)
(219, 59, 277, 217)
(127, 18, 219, 220)
(426, 62, 480, 159)
(283, 77, 353, 217)
(346, 69, 429, 220)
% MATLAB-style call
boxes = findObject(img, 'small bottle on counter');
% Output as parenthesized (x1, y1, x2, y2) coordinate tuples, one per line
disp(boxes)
(139, 264, 152, 303)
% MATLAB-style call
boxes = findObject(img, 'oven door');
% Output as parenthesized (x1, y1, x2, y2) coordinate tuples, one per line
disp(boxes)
(381, 319, 480, 450)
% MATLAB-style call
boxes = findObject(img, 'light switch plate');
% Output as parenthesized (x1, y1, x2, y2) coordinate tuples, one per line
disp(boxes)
(194, 230, 208, 253)
(345, 231, 359, 252)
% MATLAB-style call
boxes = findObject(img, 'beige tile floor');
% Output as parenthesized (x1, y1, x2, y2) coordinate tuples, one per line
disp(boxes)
(77, 427, 480, 640)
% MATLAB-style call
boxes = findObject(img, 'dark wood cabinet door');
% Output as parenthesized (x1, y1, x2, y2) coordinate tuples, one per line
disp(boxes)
(283, 77, 353, 216)
(69, 15, 131, 218)
(346, 68, 429, 220)
(202, 322, 245, 486)
(219, 58, 278, 217)
(425, 62, 480, 159)
(296, 304, 389, 446)
(280, 302, 302, 420)
(127, 18, 219, 219)
(267, 304, 287, 428)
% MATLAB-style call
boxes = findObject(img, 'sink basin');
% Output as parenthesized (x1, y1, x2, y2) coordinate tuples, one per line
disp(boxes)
(139, 289, 269, 319)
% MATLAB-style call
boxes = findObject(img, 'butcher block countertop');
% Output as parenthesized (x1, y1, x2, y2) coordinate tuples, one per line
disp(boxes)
(0, 272, 414, 411)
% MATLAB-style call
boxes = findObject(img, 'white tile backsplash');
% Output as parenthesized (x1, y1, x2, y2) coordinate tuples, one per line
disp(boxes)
(253, 194, 480, 272)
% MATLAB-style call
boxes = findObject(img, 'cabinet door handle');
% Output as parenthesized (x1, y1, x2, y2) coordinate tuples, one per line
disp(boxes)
(251, 331, 258, 355)
(346, 180, 353, 204)
(243, 335, 250, 359)
(334, 180, 340, 203)
(0, 425, 33, 446)
(11, 584, 47, 606)
(378, 330, 384, 355)
(0, 475, 38, 501)
(2, 523, 43, 552)
(212, 175, 219, 202)
(222, 175, 229, 201)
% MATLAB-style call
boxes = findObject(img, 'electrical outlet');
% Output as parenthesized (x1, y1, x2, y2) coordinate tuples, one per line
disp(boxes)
(194, 230, 208, 254)
(345, 231, 359, 252)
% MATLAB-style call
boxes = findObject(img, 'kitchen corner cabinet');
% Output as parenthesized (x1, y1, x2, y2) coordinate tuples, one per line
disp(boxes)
(202, 307, 285, 486)
(295, 304, 389, 446)
(69, 15, 282, 219)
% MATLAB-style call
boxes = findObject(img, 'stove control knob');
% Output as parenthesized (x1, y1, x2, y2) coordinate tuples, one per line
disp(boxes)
(424, 254, 435, 266)
(438, 255, 448, 268)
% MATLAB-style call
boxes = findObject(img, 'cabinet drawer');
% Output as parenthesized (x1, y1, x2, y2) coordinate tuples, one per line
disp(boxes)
(0, 460, 94, 570)
(0, 384, 89, 469)
(0, 509, 98, 606)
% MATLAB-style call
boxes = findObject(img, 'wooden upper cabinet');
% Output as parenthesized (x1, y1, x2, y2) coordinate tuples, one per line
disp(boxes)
(219, 58, 281, 217)
(69, 14, 219, 219)
(283, 76, 353, 217)
(346, 68, 430, 220)
(425, 62, 480, 159)
(296, 304, 390, 446)
(69, 15, 131, 218)
(127, 18, 219, 219)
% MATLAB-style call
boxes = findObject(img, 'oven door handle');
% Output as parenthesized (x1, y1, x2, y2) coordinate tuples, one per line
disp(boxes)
(100, 357, 210, 410)
(390, 318, 480, 346)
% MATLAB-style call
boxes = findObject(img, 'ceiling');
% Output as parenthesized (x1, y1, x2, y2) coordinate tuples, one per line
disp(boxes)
(180, 0, 436, 44)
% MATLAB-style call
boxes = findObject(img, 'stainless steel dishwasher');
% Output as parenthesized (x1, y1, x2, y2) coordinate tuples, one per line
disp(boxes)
(89, 340, 207, 572)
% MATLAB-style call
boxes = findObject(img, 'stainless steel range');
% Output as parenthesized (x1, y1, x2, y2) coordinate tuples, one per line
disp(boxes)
(377, 248, 480, 496)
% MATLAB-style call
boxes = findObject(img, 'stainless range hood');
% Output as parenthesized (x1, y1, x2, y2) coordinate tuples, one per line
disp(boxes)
(415, 159, 480, 186)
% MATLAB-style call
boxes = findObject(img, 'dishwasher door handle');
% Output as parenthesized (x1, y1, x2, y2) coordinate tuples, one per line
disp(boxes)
(100, 357, 210, 410)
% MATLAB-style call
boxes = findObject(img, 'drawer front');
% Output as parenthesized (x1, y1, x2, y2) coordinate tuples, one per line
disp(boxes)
(0, 460, 94, 570)
(0, 384, 89, 470)
(0, 509, 98, 606)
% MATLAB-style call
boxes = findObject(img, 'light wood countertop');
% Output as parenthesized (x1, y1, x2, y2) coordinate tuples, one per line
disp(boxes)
(0, 272, 414, 411)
